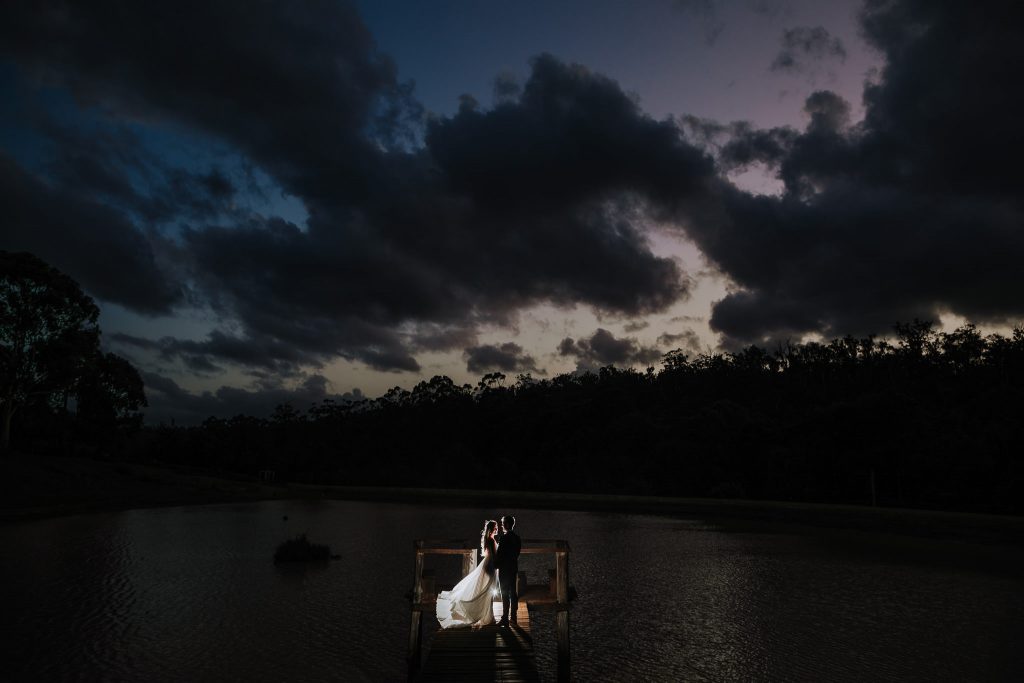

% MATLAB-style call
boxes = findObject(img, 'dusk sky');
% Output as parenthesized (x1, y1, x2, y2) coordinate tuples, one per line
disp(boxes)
(2, 0, 1021, 423)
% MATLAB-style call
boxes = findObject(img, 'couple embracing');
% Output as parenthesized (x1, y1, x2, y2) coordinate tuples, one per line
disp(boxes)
(436, 514, 521, 629)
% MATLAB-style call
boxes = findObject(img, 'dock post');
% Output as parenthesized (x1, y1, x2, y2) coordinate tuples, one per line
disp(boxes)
(556, 549, 570, 681)
(413, 546, 425, 602)
(408, 545, 425, 680)
(407, 611, 423, 680)
(557, 609, 570, 682)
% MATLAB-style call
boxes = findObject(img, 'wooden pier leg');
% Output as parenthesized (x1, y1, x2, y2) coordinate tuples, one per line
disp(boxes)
(556, 551, 568, 603)
(556, 550, 570, 681)
(407, 611, 422, 681)
(409, 545, 425, 681)
(413, 549, 425, 603)
(557, 609, 570, 682)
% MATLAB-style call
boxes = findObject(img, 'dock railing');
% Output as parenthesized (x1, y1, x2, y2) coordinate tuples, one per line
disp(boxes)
(408, 538, 574, 681)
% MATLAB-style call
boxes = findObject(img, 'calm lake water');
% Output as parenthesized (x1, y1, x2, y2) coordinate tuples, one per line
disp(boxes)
(2, 499, 1023, 681)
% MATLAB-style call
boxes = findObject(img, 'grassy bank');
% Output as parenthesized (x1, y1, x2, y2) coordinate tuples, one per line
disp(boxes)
(3, 453, 1023, 544)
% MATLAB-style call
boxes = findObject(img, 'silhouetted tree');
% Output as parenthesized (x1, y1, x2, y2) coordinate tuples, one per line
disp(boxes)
(1, 252, 100, 451)
(75, 352, 147, 430)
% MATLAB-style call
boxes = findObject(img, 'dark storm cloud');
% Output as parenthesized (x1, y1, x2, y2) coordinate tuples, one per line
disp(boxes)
(692, 1, 1024, 346)
(558, 328, 662, 370)
(492, 72, 522, 103)
(408, 324, 479, 353)
(678, 115, 801, 177)
(0, 0, 396, 326)
(770, 26, 847, 73)
(358, 348, 421, 373)
(37, 115, 239, 226)
(718, 123, 798, 172)
(2, 2, 715, 380)
(407, 52, 711, 313)
(7, 0, 1017, 385)
(427, 54, 715, 213)
(164, 51, 710, 369)
(110, 330, 316, 377)
(706, 181, 1023, 347)
(1, 0, 419, 372)
(715, 92, 846, 176)
(802, 91, 851, 133)
(181, 216, 424, 372)
(0, 0, 404, 203)
(657, 329, 703, 354)
(0, 153, 181, 313)
(623, 320, 650, 333)
(464, 343, 542, 375)
(140, 372, 359, 425)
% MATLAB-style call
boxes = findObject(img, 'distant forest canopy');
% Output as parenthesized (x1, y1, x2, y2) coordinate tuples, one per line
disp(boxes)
(131, 321, 1022, 515)
(3, 251, 1022, 515)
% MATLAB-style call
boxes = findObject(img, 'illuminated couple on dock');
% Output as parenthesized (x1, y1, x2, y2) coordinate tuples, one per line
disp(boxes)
(435, 514, 522, 629)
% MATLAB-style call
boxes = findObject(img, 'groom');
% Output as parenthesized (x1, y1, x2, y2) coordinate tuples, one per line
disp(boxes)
(495, 514, 521, 627)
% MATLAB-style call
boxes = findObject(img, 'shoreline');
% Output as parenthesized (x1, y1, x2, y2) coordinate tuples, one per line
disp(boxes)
(0, 453, 292, 523)
(3, 454, 1023, 544)
(293, 483, 1024, 544)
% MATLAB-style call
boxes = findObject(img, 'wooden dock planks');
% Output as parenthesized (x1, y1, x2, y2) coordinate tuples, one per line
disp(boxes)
(410, 540, 572, 682)
(418, 601, 539, 682)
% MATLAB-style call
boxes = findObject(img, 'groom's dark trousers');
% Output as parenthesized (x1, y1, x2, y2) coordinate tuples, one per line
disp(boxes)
(495, 530, 522, 622)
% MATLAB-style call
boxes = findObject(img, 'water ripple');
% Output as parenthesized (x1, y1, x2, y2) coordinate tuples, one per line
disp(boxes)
(2, 502, 1023, 681)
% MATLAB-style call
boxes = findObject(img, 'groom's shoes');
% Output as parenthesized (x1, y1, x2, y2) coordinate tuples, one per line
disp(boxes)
(497, 619, 510, 628)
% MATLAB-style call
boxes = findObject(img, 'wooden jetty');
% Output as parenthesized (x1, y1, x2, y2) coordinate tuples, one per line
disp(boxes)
(408, 539, 575, 682)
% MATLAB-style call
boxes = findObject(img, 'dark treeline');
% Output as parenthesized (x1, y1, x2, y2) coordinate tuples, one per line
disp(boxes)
(5, 252, 1021, 514)
(137, 321, 1023, 515)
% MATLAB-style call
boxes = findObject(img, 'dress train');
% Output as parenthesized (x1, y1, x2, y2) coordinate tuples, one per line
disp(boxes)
(435, 555, 495, 628)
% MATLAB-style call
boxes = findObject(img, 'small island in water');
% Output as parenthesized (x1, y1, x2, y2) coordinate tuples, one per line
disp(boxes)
(273, 534, 336, 563)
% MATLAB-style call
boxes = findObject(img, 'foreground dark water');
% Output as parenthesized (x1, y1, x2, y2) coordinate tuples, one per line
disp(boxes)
(2, 500, 1023, 681)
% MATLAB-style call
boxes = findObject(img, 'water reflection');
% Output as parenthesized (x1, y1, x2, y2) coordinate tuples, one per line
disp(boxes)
(2, 501, 1023, 681)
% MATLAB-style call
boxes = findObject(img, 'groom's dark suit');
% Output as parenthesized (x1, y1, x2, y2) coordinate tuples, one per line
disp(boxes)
(495, 529, 521, 623)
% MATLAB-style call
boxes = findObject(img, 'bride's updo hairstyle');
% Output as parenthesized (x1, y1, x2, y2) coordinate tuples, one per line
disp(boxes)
(480, 520, 498, 554)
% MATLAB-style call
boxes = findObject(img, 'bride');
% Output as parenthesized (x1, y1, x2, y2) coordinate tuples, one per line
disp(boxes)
(436, 520, 498, 629)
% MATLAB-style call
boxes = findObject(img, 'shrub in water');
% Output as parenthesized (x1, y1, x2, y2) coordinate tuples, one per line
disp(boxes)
(274, 534, 331, 563)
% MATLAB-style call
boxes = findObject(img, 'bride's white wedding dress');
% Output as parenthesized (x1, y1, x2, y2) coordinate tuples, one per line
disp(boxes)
(436, 545, 495, 628)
